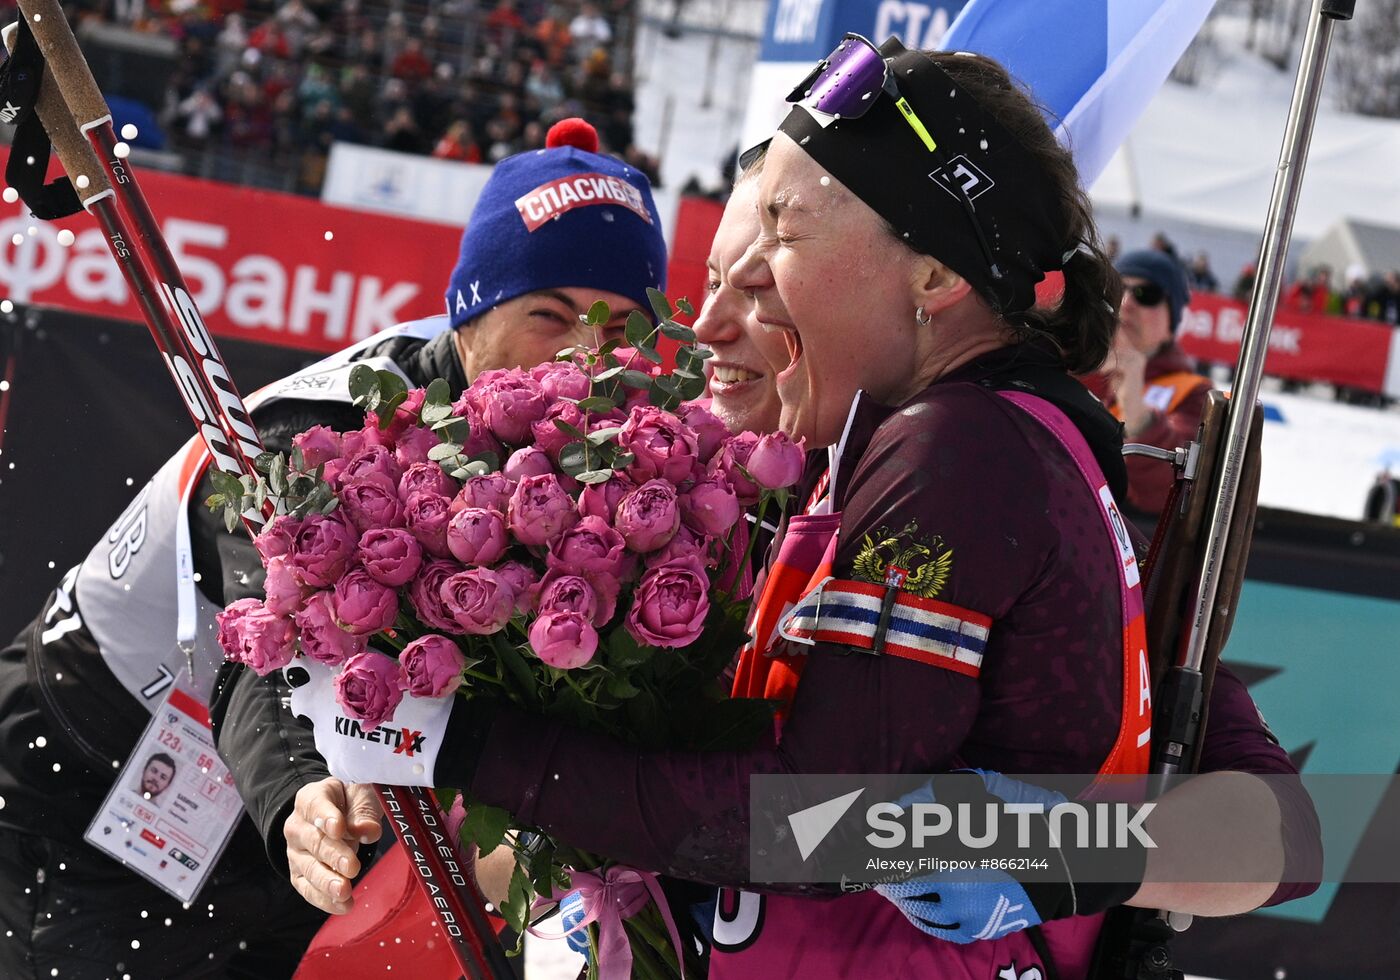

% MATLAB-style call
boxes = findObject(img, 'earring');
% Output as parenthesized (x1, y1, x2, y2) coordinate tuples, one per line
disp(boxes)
(915, 305, 932, 325)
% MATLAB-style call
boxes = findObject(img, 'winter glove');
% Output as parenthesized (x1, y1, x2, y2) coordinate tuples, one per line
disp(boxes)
(875, 770, 1147, 943)
(286, 656, 457, 787)
(559, 889, 592, 958)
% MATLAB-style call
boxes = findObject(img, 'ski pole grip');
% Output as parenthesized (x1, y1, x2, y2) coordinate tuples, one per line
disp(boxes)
(13, 0, 112, 133)
(1, 20, 112, 203)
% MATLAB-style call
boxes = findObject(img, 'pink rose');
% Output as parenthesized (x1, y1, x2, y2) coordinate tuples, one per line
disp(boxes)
(507, 474, 577, 547)
(648, 523, 711, 568)
(216, 597, 262, 661)
(617, 407, 699, 484)
(218, 600, 296, 676)
(494, 560, 540, 615)
(339, 472, 406, 534)
(264, 555, 311, 617)
(625, 556, 710, 648)
(358, 527, 424, 587)
(531, 361, 591, 401)
(446, 507, 509, 566)
(712, 432, 761, 505)
(454, 473, 515, 514)
(404, 491, 453, 557)
(333, 650, 404, 729)
(503, 446, 556, 482)
(528, 611, 598, 669)
(531, 401, 587, 460)
(408, 559, 466, 632)
(547, 515, 628, 581)
(535, 567, 615, 624)
(439, 568, 515, 635)
(295, 591, 367, 666)
(293, 425, 342, 469)
(333, 567, 399, 635)
(677, 403, 729, 464)
(577, 472, 637, 523)
(746, 432, 806, 490)
(338, 426, 386, 462)
(340, 444, 403, 488)
(289, 514, 358, 588)
(399, 634, 468, 698)
(372, 388, 426, 445)
(394, 426, 440, 470)
(680, 473, 740, 537)
(253, 515, 300, 563)
(448, 395, 503, 460)
(480, 373, 549, 445)
(615, 480, 680, 553)
(399, 461, 457, 503)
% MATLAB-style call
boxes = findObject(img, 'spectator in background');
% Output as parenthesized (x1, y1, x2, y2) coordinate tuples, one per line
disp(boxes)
(1341, 264, 1370, 318)
(383, 105, 426, 154)
(571, 1, 614, 52)
(1150, 230, 1179, 260)
(432, 119, 482, 162)
(1090, 249, 1212, 517)
(1283, 265, 1333, 314)
(1374, 271, 1400, 325)
(485, 0, 527, 43)
(391, 37, 433, 84)
(174, 85, 223, 146)
(1233, 262, 1257, 304)
(1187, 250, 1219, 293)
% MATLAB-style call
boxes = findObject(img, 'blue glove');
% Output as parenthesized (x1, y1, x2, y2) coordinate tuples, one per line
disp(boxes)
(559, 889, 591, 959)
(875, 770, 1144, 943)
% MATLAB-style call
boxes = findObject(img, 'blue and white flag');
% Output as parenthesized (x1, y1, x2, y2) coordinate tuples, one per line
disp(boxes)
(941, 0, 1218, 185)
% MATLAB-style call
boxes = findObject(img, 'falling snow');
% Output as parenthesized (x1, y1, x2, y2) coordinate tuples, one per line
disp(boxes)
(2, 187, 16, 203)
(57, 229, 75, 247)
(121, 124, 139, 141)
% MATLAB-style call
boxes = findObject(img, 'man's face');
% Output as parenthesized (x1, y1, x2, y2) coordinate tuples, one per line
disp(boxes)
(454, 287, 643, 379)
(1118, 275, 1173, 355)
(141, 759, 175, 798)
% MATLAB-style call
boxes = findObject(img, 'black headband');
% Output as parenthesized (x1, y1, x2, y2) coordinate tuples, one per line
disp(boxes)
(778, 39, 1069, 315)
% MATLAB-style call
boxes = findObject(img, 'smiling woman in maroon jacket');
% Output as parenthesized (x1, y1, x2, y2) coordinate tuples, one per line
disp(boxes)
(294, 41, 1318, 979)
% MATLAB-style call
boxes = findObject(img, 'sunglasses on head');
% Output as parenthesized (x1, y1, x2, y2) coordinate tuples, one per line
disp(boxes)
(781, 33, 1004, 285)
(1128, 282, 1166, 307)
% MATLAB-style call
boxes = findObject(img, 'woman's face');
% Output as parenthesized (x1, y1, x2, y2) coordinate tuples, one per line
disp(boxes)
(693, 178, 788, 437)
(727, 134, 926, 448)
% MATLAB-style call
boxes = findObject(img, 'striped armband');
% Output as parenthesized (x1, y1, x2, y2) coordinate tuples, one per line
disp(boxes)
(779, 578, 990, 678)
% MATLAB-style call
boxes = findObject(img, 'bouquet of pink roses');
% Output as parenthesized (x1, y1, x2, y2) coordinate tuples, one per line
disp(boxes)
(210, 294, 801, 977)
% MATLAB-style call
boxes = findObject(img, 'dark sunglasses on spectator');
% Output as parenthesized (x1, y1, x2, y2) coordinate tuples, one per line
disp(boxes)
(1128, 282, 1166, 307)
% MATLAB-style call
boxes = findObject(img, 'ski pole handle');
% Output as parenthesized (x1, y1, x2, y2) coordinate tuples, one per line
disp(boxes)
(13, 0, 110, 131)
(1, 20, 111, 203)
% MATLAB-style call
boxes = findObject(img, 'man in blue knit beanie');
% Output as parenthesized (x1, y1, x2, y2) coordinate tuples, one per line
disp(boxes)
(1099, 247, 1212, 516)
(443, 117, 668, 376)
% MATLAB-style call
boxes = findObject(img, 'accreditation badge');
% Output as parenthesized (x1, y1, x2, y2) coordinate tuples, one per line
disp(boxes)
(83, 680, 244, 903)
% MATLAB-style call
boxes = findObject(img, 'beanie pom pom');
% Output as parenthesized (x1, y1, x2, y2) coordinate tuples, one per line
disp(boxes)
(546, 118, 600, 154)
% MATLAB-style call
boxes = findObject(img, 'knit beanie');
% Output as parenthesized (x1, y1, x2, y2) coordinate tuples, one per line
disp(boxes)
(445, 119, 667, 328)
(1116, 249, 1191, 333)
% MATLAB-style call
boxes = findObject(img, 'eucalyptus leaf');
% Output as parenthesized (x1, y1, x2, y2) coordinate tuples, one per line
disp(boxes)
(586, 426, 621, 446)
(558, 442, 588, 477)
(592, 365, 624, 384)
(377, 369, 409, 401)
(577, 469, 614, 484)
(624, 309, 653, 350)
(204, 492, 226, 512)
(461, 802, 512, 857)
(598, 338, 625, 356)
(658, 319, 696, 343)
(289, 446, 306, 474)
(504, 861, 532, 936)
(424, 377, 451, 406)
(585, 299, 611, 326)
(347, 364, 381, 408)
(253, 451, 277, 475)
(427, 442, 462, 462)
(269, 454, 288, 495)
(620, 369, 653, 389)
(209, 470, 243, 499)
(646, 286, 673, 322)
(552, 419, 586, 440)
(611, 452, 634, 470)
(675, 296, 695, 316)
(223, 507, 240, 534)
(576, 396, 616, 413)
(420, 401, 451, 425)
(636, 345, 663, 365)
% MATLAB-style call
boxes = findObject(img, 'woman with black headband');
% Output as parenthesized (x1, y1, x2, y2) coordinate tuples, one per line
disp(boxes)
(300, 39, 1316, 978)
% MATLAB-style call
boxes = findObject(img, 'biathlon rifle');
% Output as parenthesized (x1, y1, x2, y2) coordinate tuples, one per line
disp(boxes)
(1090, 1, 1355, 977)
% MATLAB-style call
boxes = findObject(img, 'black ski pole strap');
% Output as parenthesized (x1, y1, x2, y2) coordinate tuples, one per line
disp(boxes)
(0, 17, 82, 220)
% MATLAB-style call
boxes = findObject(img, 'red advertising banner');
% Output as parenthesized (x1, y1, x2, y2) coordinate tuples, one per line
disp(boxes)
(0, 146, 462, 355)
(1179, 291, 1396, 393)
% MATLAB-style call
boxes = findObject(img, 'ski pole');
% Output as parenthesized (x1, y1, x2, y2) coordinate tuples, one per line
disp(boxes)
(6, 3, 511, 976)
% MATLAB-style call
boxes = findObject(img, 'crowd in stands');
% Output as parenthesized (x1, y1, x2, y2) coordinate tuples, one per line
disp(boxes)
(1119, 231, 1400, 328)
(68, 0, 660, 195)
